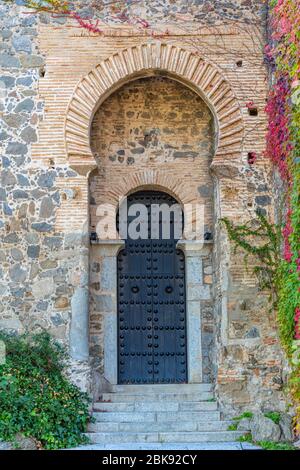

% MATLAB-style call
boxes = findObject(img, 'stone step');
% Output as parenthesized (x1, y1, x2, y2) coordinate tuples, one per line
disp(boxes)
(86, 431, 243, 444)
(110, 383, 212, 394)
(93, 401, 218, 412)
(88, 420, 232, 433)
(99, 392, 214, 402)
(93, 410, 221, 423)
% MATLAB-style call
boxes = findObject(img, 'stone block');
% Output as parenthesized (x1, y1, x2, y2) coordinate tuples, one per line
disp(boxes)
(251, 413, 281, 442)
(12, 35, 32, 53)
(39, 196, 55, 219)
(1, 170, 17, 187)
(279, 414, 293, 441)
(100, 257, 116, 291)
(27, 245, 40, 259)
(31, 222, 52, 232)
(70, 287, 89, 361)
(6, 142, 27, 154)
(9, 263, 26, 283)
(103, 310, 117, 384)
(94, 294, 114, 312)
(20, 126, 37, 143)
(186, 257, 203, 284)
(20, 54, 44, 68)
(15, 98, 34, 113)
(54, 296, 69, 309)
(32, 278, 54, 299)
(0, 53, 20, 68)
(187, 285, 211, 301)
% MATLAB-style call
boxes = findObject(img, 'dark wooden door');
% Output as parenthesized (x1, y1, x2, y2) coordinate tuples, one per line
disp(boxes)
(117, 191, 187, 384)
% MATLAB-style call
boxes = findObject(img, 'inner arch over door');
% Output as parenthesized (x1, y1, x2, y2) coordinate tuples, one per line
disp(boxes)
(117, 190, 187, 384)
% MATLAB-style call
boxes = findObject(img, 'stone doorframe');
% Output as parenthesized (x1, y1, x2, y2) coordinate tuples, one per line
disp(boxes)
(88, 172, 214, 385)
(64, 42, 246, 387)
(91, 238, 212, 385)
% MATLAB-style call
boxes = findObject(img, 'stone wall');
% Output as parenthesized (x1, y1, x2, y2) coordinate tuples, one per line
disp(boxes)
(0, 2, 90, 390)
(0, 0, 289, 413)
(56, 0, 266, 26)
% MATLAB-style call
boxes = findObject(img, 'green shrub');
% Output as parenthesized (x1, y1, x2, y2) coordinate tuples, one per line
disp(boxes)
(232, 411, 253, 421)
(228, 411, 253, 431)
(227, 423, 238, 431)
(237, 433, 253, 443)
(257, 441, 296, 451)
(0, 331, 91, 449)
(264, 411, 281, 425)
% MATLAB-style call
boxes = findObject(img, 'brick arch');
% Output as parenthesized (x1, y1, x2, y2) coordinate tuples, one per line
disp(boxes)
(102, 169, 196, 207)
(89, 169, 195, 238)
(65, 42, 244, 175)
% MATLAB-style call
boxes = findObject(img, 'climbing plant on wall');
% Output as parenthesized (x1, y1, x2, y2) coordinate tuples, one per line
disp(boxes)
(265, 0, 300, 434)
(225, 0, 300, 433)
(221, 0, 300, 435)
(266, 0, 300, 342)
(4, 0, 152, 33)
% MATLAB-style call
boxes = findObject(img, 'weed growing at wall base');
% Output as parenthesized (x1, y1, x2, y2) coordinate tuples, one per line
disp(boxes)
(0, 332, 91, 449)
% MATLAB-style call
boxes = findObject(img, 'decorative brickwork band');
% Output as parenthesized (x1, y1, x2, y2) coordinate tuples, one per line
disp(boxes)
(65, 42, 244, 174)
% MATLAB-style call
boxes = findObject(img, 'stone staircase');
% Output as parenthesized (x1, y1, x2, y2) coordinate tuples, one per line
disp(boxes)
(86, 384, 243, 445)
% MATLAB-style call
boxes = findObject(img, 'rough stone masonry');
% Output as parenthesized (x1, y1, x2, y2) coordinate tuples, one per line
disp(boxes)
(0, 0, 289, 417)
